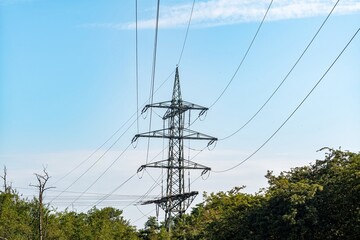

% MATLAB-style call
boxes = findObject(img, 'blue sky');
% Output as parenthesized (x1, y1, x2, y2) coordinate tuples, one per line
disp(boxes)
(1, 0, 359, 227)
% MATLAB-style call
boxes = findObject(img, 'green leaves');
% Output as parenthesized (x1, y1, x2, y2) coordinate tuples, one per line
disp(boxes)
(0, 194, 138, 239)
(168, 148, 360, 239)
(0, 192, 34, 239)
(0, 148, 358, 239)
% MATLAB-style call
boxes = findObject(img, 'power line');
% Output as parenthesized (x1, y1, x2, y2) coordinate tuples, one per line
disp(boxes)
(135, 205, 153, 221)
(66, 74, 171, 209)
(131, 208, 156, 225)
(219, 0, 340, 141)
(81, 172, 137, 212)
(122, 172, 163, 211)
(209, 0, 274, 109)
(45, 194, 157, 207)
(50, 117, 137, 204)
(135, 0, 140, 134)
(49, 0, 177, 210)
(53, 40, 175, 191)
(48, 196, 155, 201)
(145, 0, 161, 165)
(50, 73, 172, 202)
(65, 0, 192, 190)
(123, 151, 168, 212)
(67, 142, 132, 208)
(58, 0, 267, 217)
(57, 0, 270, 219)
(81, 170, 162, 212)
(178, 0, 196, 65)
(61, 86, 173, 188)
(52, 112, 137, 187)
(212, 27, 360, 173)
(15, 186, 153, 197)
(79, 145, 168, 211)
(182, 0, 273, 129)
(89, 149, 166, 212)
(50, 202, 134, 207)
(144, 169, 163, 189)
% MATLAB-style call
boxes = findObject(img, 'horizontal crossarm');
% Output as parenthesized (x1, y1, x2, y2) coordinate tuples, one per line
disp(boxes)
(141, 191, 198, 212)
(132, 128, 217, 143)
(141, 100, 208, 119)
(137, 159, 211, 173)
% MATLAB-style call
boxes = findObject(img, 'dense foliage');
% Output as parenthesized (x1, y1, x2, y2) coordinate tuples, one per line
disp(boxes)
(168, 148, 360, 239)
(0, 148, 358, 239)
(0, 193, 138, 239)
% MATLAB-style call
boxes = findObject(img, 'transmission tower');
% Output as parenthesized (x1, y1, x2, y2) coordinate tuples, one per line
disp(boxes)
(132, 67, 217, 229)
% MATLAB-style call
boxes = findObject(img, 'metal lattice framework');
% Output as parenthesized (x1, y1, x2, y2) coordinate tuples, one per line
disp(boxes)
(132, 67, 217, 228)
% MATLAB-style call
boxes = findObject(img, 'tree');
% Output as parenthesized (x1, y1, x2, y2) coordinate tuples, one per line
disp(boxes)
(0, 166, 11, 194)
(1, 149, 358, 239)
(87, 207, 138, 239)
(139, 216, 160, 240)
(310, 148, 360, 239)
(0, 190, 34, 239)
(30, 168, 54, 240)
(168, 148, 360, 239)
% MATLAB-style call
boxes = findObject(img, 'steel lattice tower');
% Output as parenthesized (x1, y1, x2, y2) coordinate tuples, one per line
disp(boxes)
(132, 67, 217, 228)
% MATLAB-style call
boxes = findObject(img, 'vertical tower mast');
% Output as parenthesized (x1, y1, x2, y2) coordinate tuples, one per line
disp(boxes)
(132, 67, 217, 228)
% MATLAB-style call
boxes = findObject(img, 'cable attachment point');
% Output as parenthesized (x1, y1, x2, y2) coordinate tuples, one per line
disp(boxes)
(201, 168, 210, 176)
(207, 139, 217, 147)
(199, 109, 208, 117)
(137, 165, 145, 173)
(207, 139, 217, 151)
(199, 109, 208, 121)
(131, 135, 139, 144)
(201, 169, 211, 180)
(156, 204, 159, 218)
(132, 139, 138, 149)
(141, 105, 150, 114)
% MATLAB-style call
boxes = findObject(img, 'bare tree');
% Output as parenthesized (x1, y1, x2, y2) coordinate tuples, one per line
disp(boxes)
(30, 167, 54, 240)
(0, 166, 11, 193)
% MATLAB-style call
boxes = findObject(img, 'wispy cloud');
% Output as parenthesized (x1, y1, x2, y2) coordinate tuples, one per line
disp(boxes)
(84, 0, 360, 30)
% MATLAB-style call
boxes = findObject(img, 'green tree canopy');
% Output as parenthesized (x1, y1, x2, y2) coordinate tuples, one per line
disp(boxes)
(169, 148, 360, 240)
(1, 149, 358, 239)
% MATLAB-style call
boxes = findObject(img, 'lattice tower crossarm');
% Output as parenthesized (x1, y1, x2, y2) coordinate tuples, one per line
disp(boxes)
(132, 67, 217, 228)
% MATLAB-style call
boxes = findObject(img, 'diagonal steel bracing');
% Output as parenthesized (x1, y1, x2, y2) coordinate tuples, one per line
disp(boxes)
(133, 67, 217, 229)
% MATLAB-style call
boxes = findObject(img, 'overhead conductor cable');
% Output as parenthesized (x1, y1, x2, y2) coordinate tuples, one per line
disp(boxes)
(213, 27, 360, 173)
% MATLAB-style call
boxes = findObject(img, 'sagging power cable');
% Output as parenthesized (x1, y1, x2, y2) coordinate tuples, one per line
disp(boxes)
(67, 143, 132, 208)
(50, 118, 137, 204)
(213, 27, 360, 173)
(145, 0, 161, 164)
(81, 172, 137, 212)
(135, 0, 140, 134)
(219, 0, 340, 141)
(185, 0, 273, 129)
(178, 0, 196, 66)
(209, 0, 274, 109)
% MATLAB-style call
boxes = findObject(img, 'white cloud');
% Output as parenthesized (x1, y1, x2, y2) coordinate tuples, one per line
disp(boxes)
(117, 0, 360, 29)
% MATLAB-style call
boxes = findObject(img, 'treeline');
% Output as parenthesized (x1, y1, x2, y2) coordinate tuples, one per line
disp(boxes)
(0, 193, 138, 239)
(1, 148, 359, 239)
(165, 148, 360, 239)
